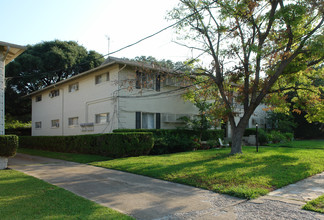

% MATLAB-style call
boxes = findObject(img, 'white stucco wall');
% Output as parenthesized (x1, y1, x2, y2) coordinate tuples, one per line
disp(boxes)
(32, 65, 119, 136)
(117, 67, 198, 129)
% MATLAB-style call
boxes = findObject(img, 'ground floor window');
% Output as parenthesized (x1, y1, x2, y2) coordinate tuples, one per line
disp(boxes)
(35, 121, 42, 129)
(68, 117, 79, 126)
(95, 113, 109, 124)
(142, 113, 155, 129)
(51, 119, 59, 128)
(136, 112, 161, 129)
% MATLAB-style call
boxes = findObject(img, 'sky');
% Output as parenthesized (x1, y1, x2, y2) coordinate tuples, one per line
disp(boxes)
(2, 0, 194, 62)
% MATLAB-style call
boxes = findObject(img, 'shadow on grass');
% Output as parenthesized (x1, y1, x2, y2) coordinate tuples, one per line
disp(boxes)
(93, 147, 323, 199)
(0, 170, 132, 220)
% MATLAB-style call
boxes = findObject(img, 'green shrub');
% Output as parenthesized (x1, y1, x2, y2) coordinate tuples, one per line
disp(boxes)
(283, 132, 294, 141)
(19, 133, 154, 158)
(113, 129, 224, 155)
(5, 128, 31, 136)
(244, 128, 257, 136)
(244, 128, 269, 145)
(5, 120, 31, 136)
(257, 129, 269, 145)
(267, 130, 287, 143)
(0, 135, 19, 157)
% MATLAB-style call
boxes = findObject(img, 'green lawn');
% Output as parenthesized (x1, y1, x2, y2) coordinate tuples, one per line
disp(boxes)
(303, 194, 324, 214)
(91, 146, 324, 199)
(270, 140, 324, 149)
(18, 148, 112, 163)
(0, 169, 133, 220)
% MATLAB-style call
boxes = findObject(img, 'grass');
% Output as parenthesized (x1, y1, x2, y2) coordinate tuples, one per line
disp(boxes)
(303, 194, 324, 213)
(269, 140, 324, 149)
(18, 148, 112, 163)
(0, 169, 134, 220)
(91, 145, 324, 199)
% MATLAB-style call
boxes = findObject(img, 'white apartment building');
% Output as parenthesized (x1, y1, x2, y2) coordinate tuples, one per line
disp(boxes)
(30, 57, 198, 136)
(30, 57, 268, 137)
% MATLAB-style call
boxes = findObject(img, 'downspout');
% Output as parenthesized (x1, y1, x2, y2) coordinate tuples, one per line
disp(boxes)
(117, 64, 126, 129)
(61, 88, 64, 135)
(0, 46, 10, 135)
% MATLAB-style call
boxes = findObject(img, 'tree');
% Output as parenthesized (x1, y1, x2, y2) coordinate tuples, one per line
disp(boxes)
(169, 0, 324, 154)
(5, 40, 104, 120)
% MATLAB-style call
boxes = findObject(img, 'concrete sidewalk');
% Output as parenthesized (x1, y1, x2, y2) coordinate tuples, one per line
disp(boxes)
(8, 154, 324, 220)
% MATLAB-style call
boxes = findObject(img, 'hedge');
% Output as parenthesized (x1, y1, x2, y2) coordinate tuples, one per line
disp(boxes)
(113, 129, 224, 155)
(5, 128, 31, 136)
(19, 133, 154, 158)
(0, 135, 19, 157)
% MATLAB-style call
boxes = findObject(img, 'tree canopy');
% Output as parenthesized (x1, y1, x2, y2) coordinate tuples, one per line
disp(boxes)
(5, 40, 104, 120)
(169, 0, 324, 154)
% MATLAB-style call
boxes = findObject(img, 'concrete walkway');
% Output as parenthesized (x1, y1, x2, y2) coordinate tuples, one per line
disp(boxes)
(8, 154, 324, 220)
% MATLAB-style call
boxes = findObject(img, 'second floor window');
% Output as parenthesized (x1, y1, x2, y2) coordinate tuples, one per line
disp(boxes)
(35, 95, 42, 102)
(69, 83, 79, 92)
(136, 71, 160, 91)
(49, 89, 59, 98)
(95, 72, 110, 84)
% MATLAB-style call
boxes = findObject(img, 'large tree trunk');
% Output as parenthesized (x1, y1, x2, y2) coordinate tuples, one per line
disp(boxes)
(230, 127, 245, 154)
(229, 119, 249, 155)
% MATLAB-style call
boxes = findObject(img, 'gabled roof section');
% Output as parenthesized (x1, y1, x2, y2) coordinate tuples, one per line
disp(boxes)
(102, 57, 180, 74)
(0, 41, 26, 65)
(26, 56, 181, 97)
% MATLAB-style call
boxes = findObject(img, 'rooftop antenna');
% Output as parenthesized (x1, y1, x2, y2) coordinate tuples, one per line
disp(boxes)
(105, 35, 110, 57)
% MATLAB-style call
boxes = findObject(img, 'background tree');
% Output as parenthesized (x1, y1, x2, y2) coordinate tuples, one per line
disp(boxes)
(5, 40, 104, 121)
(169, 0, 324, 154)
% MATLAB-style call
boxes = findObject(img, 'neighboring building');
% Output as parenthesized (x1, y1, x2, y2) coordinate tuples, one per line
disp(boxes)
(224, 103, 268, 138)
(29, 57, 269, 137)
(30, 57, 198, 136)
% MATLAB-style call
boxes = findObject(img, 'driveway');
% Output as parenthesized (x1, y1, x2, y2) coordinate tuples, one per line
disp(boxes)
(8, 154, 324, 220)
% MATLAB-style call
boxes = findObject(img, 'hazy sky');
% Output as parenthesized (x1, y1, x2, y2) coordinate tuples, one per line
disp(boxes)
(2, 0, 194, 62)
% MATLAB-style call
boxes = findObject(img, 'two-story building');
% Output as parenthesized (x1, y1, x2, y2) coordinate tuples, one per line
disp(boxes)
(29, 57, 269, 137)
(29, 57, 198, 136)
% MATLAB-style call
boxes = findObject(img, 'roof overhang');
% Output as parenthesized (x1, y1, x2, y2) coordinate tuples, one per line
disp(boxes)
(0, 41, 26, 65)
(26, 56, 185, 98)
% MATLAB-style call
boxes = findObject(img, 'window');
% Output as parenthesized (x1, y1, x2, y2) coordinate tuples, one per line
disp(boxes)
(136, 112, 161, 129)
(95, 72, 109, 84)
(69, 83, 79, 92)
(68, 117, 78, 126)
(51, 119, 59, 128)
(142, 113, 154, 129)
(35, 121, 42, 129)
(49, 89, 59, 98)
(36, 95, 42, 102)
(95, 113, 109, 124)
(135, 71, 155, 90)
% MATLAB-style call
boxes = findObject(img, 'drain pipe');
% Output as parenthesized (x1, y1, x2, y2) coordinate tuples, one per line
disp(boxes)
(0, 46, 10, 135)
